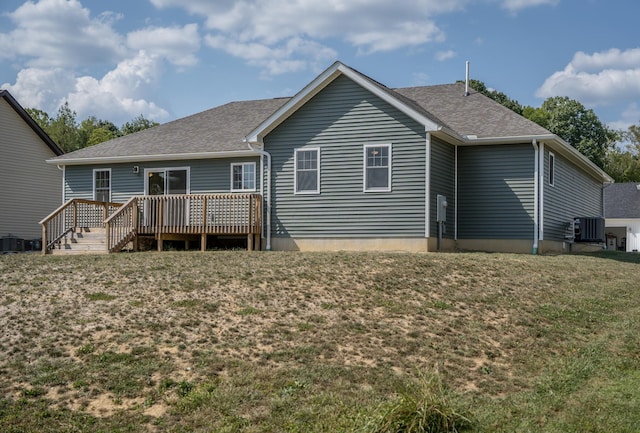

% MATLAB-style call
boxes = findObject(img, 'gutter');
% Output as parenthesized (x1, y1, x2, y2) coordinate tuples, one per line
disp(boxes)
(46, 150, 261, 166)
(245, 140, 272, 251)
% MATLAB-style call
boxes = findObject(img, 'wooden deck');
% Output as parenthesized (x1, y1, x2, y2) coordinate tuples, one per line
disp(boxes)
(40, 194, 262, 254)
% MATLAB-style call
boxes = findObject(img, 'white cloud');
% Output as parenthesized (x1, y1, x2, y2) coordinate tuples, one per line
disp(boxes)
(536, 48, 640, 107)
(500, 0, 559, 13)
(205, 35, 336, 76)
(0, 0, 126, 68)
(608, 103, 640, 132)
(153, 0, 460, 66)
(66, 51, 171, 124)
(2, 51, 170, 125)
(436, 50, 457, 61)
(0, 1, 205, 124)
(127, 24, 201, 67)
(1, 68, 76, 113)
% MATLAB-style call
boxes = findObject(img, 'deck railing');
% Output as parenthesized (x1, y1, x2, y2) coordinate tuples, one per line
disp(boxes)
(106, 193, 262, 252)
(104, 196, 139, 253)
(39, 199, 123, 253)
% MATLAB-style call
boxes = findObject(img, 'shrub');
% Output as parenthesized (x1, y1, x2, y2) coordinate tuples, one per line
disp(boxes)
(359, 369, 473, 433)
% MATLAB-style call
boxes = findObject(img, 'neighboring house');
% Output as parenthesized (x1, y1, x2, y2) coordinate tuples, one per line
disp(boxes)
(44, 61, 612, 254)
(604, 183, 640, 252)
(0, 90, 63, 251)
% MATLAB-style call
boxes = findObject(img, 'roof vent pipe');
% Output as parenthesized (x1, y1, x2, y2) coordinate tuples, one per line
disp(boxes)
(464, 61, 470, 96)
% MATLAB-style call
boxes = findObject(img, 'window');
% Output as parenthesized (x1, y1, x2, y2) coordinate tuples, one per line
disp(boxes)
(295, 148, 320, 194)
(231, 162, 256, 191)
(364, 144, 391, 192)
(549, 152, 555, 186)
(93, 169, 111, 202)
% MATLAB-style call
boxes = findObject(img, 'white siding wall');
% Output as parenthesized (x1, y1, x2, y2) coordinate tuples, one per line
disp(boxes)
(0, 98, 62, 240)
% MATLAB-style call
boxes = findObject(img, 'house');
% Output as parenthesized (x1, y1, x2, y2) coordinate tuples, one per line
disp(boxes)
(43, 61, 612, 254)
(0, 90, 63, 252)
(604, 183, 640, 252)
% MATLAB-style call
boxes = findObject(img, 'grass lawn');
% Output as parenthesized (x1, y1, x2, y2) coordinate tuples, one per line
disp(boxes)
(0, 250, 639, 432)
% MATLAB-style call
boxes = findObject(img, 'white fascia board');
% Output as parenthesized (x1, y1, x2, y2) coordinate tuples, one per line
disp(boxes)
(337, 65, 440, 131)
(245, 61, 441, 143)
(47, 150, 260, 166)
(245, 61, 343, 143)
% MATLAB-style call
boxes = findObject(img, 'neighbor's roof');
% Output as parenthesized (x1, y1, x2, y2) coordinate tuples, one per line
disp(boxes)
(604, 183, 640, 219)
(1, 89, 63, 156)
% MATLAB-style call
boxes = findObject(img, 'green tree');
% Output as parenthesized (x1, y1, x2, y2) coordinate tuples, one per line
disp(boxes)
(87, 127, 117, 146)
(534, 96, 616, 169)
(603, 123, 640, 182)
(25, 108, 52, 130)
(47, 102, 82, 152)
(79, 116, 120, 147)
(121, 114, 159, 135)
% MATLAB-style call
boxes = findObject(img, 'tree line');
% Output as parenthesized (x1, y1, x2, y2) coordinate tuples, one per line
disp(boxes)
(464, 79, 640, 183)
(28, 89, 640, 183)
(26, 102, 159, 153)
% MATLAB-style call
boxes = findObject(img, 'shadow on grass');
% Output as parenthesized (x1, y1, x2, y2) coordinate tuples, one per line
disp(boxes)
(577, 250, 640, 264)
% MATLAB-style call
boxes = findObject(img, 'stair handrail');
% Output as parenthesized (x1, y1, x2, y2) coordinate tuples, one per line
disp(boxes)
(104, 196, 138, 253)
(40, 198, 123, 254)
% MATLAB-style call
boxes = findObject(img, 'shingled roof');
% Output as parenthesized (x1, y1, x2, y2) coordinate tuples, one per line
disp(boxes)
(395, 84, 551, 138)
(604, 183, 640, 219)
(53, 97, 290, 162)
(52, 62, 555, 164)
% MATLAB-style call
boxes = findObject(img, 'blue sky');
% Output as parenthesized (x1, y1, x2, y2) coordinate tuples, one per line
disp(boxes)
(1, 0, 638, 134)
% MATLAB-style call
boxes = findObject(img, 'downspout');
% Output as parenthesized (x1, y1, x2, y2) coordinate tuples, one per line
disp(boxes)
(425, 132, 431, 239)
(532, 139, 539, 255)
(58, 165, 65, 204)
(538, 142, 545, 243)
(247, 141, 272, 250)
(454, 144, 458, 241)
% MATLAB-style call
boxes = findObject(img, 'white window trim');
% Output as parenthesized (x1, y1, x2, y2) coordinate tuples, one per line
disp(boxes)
(294, 147, 320, 195)
(363, 143, 392, 192)
(230, 162, 257, 192)
(549, 152, 555, 187)
(143, 167, 191, 195)
(93, 168, 111, 202)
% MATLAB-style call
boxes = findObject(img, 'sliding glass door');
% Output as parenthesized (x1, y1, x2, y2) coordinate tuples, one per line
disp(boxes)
(144, 168, 190, 227)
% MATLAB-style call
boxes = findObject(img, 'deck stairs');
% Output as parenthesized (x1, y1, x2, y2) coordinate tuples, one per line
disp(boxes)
(51, 227, 109, 255)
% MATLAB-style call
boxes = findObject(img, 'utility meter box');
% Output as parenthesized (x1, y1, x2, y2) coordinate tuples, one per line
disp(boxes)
(436, 195, 448, 223)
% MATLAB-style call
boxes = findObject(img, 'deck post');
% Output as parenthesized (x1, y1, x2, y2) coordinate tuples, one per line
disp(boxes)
(247, 233, 253, 251)
(157, 233, 163, 251)
(41, 224, 47, 255)
(104, 203, 108, 223)
(105, 221, 111, 253)
(201, 233, 207, 252)
(132, 198, 139, 251)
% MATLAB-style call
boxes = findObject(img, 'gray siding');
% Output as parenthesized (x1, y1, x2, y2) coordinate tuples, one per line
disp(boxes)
(64, 158, 260, 202)
(0, 98, 62, 239)
(543, 148, 603, 241)
(264, 75, 427, 238)
(458, 144, 535, 239)
(429, 136, 455, 238)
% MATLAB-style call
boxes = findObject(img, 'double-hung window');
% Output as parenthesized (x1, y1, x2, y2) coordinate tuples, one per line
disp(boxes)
(93, 169, 111, 202)
(231, 162, 256, 191)
(364, 144, 391, 192)
(295, 148, 320, 194)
